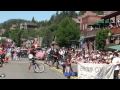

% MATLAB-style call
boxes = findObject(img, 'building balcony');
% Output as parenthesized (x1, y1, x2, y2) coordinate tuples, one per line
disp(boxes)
(81, 26, 120, 39)
(111, 27, 120, 35)
(81, 29, 100, 38)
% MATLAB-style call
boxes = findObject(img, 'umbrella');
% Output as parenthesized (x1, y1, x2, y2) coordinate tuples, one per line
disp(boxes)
(107, 45, 120, 51)
(93, 19, 112, 26)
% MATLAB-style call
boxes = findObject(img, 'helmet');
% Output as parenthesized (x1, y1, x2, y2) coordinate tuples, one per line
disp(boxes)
(28, 54, 33, 59)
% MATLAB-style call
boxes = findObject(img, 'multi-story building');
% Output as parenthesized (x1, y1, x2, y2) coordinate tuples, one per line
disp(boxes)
(9, 22, 38, 30)
(20, 22, 38, 30)
(10, 24, 18, 30)
(73, 11, 120, 51)
(102, 11, 120, 46)
(73, 11, 104, 51)
(0, 28, 6, 35)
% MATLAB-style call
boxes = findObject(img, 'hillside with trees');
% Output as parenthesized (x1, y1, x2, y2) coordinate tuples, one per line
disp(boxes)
(0, 11, 104, 47)
(0, 19, 30, 29)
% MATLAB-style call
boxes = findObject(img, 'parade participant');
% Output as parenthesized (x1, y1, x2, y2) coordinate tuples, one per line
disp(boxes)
(112, 52, 120, 79)
(17, 47, 21, 60)
(6, 47, 12, 61)
(45, 48, 51, 64)
(52, 49, 60, 69)
(28, 46, 37, 70)
(11, 47, 15, 60)
(29, 46, 36, 57)
(59, 48, 66, 62)
(13, 51, 18, 60)
(45, 46, 55, 66)
(2, 48, 7, 63)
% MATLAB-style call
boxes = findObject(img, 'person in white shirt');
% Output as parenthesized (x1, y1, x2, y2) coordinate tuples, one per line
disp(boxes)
(112, 52, 120, 79)
(90, 26, 93, 31)
(109, 23, 113, 28)
(59, 48, 66, 60)
(117, 20, 120, 27)
(46, 48, 51, 55)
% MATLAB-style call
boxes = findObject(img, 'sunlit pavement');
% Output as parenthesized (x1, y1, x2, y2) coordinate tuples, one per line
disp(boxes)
(0, 59, 67, 79)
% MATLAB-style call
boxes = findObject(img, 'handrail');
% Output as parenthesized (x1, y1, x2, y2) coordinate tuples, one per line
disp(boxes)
(83, 29, 100, 38)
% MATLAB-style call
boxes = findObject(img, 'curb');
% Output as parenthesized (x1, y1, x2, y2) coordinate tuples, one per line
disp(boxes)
(50, 67, 78, 79)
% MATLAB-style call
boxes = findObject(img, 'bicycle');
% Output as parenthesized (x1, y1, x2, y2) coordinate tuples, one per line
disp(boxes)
(28, 54, 45, 73)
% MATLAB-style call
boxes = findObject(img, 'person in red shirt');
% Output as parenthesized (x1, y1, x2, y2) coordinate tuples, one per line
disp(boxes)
(0, 47, 6, 65)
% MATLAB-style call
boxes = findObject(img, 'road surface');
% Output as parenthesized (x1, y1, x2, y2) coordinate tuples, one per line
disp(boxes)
(0, 59, 67, 79)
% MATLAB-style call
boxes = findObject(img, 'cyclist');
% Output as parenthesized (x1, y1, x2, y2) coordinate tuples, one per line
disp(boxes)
(28, 46, 36, 70)
(28, 46, 45, 73)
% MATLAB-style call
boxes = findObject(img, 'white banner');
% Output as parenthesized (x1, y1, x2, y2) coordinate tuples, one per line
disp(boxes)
(78, 63, 115, 79)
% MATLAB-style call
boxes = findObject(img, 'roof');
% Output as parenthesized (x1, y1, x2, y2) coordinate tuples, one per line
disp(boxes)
(92, 19, 112, 26)
(81, 12, 104, 19)
(21, 22, 38, 26)
(82, 11, 97, 18)
(102, 11, 120, 19)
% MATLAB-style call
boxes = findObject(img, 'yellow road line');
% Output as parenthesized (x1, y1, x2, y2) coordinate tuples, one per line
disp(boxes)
(50, 67, 78, 79)
(50, 67, 63, 73)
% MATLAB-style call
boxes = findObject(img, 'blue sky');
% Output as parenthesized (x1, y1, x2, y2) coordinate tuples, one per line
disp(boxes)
(0, 11, 56, 23)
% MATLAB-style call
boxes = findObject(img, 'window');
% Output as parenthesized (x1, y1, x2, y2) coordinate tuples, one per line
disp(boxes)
(85, 24, 88, 29)
(83, 24, 85, 30)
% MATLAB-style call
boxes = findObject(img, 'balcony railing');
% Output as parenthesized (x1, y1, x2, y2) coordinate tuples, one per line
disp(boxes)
(111, 27, 120, 35)
(81, 25, 120, 39)
(81, 29, 100, 38)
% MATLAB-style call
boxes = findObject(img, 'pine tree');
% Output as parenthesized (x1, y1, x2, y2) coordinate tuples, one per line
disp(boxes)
(32, 17, 36, 23)
(69, 11, 78, 17)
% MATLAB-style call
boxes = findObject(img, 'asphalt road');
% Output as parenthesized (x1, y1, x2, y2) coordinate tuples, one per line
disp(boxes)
(0, 59, 67, 79)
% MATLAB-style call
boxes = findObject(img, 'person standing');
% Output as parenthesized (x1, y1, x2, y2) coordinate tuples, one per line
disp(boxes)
(112, 52, 120, 79)
(0, 47, 5, 65)
(52, 49, 60, 69)
(64, 52, 73, 79)
(6, 47, 12, 61)
(13, 51, 18, 60)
